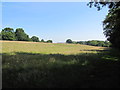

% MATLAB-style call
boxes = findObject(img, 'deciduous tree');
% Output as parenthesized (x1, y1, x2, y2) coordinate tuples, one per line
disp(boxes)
(1, 27, 16, 40)
(31, 36, 40, 42)
(15, 28, 30, 41)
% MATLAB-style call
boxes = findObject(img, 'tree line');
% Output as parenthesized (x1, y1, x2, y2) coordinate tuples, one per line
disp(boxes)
(66, 39, 111, 47)
(0, 27, 53, 43)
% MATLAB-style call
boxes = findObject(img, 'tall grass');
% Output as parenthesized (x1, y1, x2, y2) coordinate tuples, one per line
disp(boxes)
(2, 41, 120, 88)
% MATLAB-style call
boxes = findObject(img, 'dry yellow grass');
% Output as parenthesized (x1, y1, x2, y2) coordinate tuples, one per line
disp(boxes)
(1, 40, 106, 55)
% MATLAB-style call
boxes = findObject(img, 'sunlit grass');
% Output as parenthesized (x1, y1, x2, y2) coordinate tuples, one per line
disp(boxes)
(2, 41, 106, 55)
(2, 41, 120, 88)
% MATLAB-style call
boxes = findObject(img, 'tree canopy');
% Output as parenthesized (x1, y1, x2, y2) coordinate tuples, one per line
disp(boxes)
(15, 28, 30, 41)
(88, 0, 120, 49)
(103, 8, 120, 48)
(1, 27, 53, 43)
(66, 39, 73, 43)
(41, 39, 45, 42)
(87, 0, 120, 11)
(67, 39, 111, 47)
(1, 27, 16, 40)
(31, 36, 40, 42)
(46, 40, 53, 43)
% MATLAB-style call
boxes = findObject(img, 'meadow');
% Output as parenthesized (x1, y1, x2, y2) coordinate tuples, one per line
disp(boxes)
(1, 41, 120, 88)
(2, 41, 106, 54)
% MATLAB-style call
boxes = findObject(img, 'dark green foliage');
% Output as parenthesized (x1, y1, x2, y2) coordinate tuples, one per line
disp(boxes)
(77, 41, 87, 44)
(103, 8, 120, 49)
(46, 40, 53, 43)
(87, 1, 120, 11)
(68, 39, 111, 47)
(88, 1, 120, 50)
(86, 40, 111, 47)
(0, 32, 2, 40)
(66, 39, 73, 43)
(41, 39, 45, 42)
(31, 36, 40, 42)
(72, 41, 77, 44)
(15, 28, 30, 41)
(2, 49, 120, 88)
(1, 27, 16, 40)
(87, 40, 98, 46)
(1, 27, 52, 43)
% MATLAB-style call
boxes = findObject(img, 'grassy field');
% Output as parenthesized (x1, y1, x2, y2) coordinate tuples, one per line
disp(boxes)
(2, 41, 106, 55)
(1, 41, 120, 88)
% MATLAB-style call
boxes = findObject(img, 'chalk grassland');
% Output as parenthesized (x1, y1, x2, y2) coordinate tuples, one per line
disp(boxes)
(1, 41, 106, 54)
(1, 41, 120, 88)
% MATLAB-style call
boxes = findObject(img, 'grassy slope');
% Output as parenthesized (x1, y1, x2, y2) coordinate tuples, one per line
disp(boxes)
(1, 41, 120, 88)
(2, 41, 105, 54)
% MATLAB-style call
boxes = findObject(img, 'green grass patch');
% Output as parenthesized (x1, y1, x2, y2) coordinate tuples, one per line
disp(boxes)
(2, 41, 120, 88)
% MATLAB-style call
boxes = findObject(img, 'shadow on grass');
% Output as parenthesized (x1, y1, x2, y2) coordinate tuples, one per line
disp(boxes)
(80, 49, 110, 52)
(2, 49, 120, 88)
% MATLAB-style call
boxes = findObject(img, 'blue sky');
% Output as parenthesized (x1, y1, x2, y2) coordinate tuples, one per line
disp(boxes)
(2, 2, 108, 43)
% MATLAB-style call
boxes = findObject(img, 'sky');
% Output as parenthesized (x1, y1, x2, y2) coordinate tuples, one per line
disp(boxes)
(2, 2, 109, 43)
(1, 0, 92, 2)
